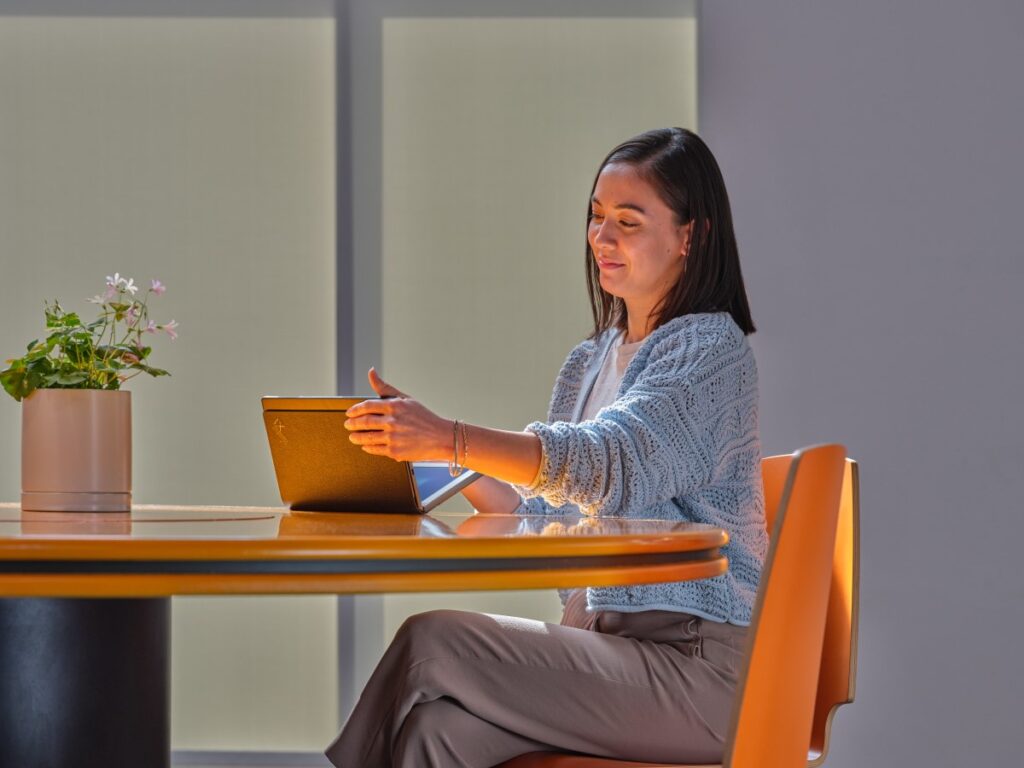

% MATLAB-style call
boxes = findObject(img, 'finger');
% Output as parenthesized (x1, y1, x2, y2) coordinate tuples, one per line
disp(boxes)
(360, 444, 395, 459)
(348, 430, 387, 446)
(346, 398, 395, 419)
(368, 367, 408, 398)
(344, 415, 393, 432)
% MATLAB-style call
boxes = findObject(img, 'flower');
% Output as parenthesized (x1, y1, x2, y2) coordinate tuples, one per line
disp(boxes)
(150, 279, 166, 295)
(125, 306, 139, 327)
(161, 320, 178, 340)
(105, 272, 137, 295)
(144, 320, 158, 334)
(87, 295, 106, 305)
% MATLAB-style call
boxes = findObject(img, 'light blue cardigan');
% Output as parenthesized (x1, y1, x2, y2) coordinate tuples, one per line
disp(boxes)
(512, 312, 767, 625)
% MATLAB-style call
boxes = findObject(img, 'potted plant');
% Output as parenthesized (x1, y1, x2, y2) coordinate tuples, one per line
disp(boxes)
(1, 274, 177, 512)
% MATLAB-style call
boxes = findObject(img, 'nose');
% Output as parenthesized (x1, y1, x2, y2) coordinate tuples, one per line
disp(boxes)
(590, 218, 616, 251)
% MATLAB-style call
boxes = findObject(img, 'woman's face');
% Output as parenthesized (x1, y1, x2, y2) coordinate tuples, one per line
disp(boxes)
(588, 163, 692, 318)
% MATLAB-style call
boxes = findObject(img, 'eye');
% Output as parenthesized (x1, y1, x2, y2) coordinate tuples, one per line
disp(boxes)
(619, 220, 639, 229)
(590, 212, 604, 222)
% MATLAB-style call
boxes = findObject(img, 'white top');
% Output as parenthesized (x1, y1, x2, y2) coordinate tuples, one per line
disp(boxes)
(579, 331, 645, 421)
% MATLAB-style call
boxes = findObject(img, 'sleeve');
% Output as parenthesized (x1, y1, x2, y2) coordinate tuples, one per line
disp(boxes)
(512, 495, 579, 517)
(509, 337, 594, 517)
(513, 330, 739, 517)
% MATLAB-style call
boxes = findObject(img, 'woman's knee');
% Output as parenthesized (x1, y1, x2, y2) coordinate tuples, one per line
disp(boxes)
(393, 609, 477, 659)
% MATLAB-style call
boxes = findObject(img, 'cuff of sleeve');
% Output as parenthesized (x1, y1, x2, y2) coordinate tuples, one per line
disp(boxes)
(514, 421, 555, 497)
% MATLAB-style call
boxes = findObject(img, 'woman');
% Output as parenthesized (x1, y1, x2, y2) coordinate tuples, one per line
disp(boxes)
(326, 128, 767, 767)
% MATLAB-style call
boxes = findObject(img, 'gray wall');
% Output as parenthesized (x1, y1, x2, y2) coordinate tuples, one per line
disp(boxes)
(700, 2, 1023, 765)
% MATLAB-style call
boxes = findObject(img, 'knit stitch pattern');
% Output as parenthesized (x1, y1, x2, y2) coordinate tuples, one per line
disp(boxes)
(512, 312, 767, 625)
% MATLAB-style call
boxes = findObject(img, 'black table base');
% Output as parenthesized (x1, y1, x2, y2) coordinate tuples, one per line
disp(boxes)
(0, 598, 169, 768)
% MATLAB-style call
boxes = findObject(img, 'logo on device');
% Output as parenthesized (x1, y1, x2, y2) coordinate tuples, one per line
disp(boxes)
(272, 417, 288, 445)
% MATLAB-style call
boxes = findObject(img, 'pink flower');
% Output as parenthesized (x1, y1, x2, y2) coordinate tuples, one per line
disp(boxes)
(125, 306, 139, 327)
(161, 320, 178, 340)
(151, 279, 166, 295)
(144, 320, 158, 334)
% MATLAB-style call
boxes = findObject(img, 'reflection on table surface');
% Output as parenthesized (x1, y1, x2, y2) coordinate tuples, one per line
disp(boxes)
(0, 503, 722, 543)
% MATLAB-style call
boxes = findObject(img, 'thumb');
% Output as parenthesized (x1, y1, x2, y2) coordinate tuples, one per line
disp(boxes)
(368, 367, 408, 398)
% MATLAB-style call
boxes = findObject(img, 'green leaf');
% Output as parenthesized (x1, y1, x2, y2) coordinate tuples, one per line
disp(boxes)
(43, 372, 88, 387)
(44, 302, 64, 328)
(26, 357, 54, 376)
(132, 363, 170, 377)
(0, 367, 30, 401)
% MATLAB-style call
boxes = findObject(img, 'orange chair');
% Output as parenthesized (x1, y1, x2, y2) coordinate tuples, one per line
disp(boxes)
(496, 444, 853, 768)
(763, 454, 859, 766)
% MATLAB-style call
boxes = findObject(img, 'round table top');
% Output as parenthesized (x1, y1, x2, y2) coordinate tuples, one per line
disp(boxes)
(0, 503, 728, 597)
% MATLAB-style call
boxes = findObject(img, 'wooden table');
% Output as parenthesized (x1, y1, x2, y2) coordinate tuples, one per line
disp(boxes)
(0, 503, 727, 768)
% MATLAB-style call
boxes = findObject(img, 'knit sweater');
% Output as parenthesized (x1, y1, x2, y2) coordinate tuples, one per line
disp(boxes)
(512, 312, 767, 625)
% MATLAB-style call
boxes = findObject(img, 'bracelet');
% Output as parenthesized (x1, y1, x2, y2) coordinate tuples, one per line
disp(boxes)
(448, 419, 464, 477)
(460, 420, 469, 469)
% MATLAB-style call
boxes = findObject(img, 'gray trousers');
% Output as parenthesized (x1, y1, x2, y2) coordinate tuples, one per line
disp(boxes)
(324, 591, 747, 768)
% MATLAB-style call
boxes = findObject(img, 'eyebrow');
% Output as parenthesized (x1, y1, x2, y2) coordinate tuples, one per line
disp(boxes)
(591, 196, 647, 215)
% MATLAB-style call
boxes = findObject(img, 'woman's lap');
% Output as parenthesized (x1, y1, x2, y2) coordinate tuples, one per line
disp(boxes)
(326, 603, 745, 768)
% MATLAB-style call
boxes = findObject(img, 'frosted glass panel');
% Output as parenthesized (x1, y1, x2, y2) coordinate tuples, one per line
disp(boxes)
(0, 17, 337, 751)
(379, 16, 697, 637)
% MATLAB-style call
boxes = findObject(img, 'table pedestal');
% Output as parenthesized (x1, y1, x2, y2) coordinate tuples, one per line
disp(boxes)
(0, 598, 169, 768)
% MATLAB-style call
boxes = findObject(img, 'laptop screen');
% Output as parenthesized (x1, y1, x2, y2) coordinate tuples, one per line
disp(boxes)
(413, 462, 479, 509)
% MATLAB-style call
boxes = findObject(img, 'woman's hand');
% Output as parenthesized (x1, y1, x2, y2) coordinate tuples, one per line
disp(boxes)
(344, 368, 452, 462)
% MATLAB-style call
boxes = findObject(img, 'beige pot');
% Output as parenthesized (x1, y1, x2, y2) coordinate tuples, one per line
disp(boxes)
(21, 389, 132, 512)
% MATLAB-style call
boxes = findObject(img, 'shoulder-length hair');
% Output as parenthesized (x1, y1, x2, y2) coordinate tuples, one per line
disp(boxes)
(585, 127, 756, 338)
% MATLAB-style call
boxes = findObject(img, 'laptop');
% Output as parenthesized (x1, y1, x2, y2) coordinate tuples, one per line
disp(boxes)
(262, 396, 480, 512)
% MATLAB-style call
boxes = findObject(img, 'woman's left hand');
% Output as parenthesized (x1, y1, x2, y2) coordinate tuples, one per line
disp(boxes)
(344, 367, 451, 462)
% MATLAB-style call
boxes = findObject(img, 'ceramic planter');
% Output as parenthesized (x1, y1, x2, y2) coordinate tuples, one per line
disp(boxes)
(21, 389, 131, 512)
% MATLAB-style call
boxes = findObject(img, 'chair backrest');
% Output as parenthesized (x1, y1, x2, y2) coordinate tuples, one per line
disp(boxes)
(724, 444, 846, 768)
(762, 453, 859, 766)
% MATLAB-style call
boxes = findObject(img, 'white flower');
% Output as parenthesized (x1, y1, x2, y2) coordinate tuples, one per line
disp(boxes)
(104, 272, 137, 294)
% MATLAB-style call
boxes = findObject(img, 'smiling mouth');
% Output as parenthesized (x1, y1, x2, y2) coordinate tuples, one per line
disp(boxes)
(597, 260, 624, 270)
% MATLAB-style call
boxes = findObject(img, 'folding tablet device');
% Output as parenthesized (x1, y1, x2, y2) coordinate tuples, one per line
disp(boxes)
(262, 396, 479, 513)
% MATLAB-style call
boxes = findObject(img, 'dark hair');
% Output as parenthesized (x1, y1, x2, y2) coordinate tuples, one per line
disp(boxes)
(585, 127, 756, 337)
